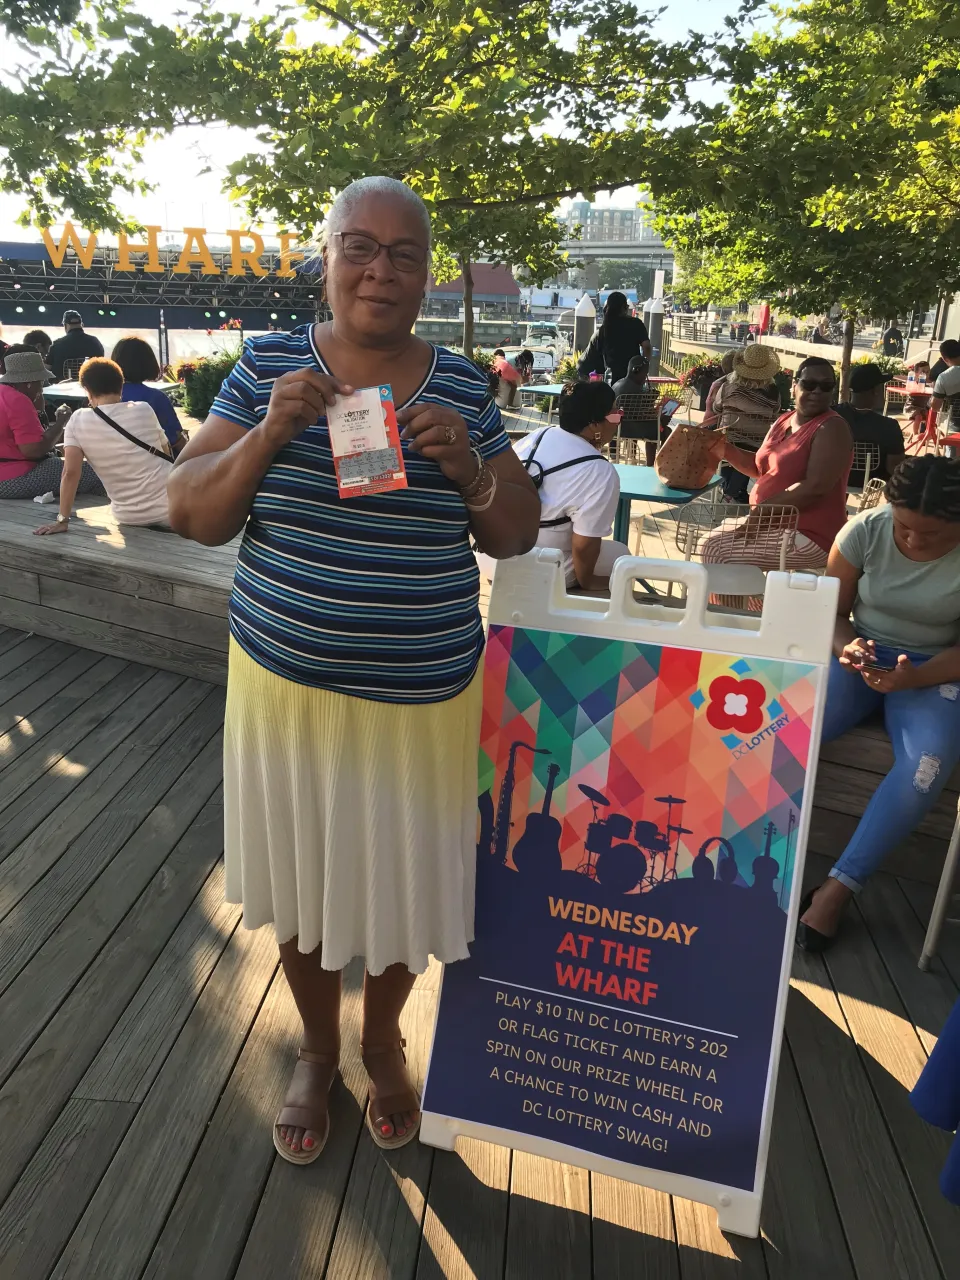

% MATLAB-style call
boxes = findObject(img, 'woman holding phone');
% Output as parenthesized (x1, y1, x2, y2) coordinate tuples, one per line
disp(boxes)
(798, 455, 960, 951)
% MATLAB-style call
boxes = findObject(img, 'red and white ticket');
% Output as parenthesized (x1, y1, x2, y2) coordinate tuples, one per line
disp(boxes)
(326, 385, 407, 498)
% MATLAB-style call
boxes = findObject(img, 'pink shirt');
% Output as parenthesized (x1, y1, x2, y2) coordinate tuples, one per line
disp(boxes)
(752, 410, 851, 552)
(0, 384, 45, 481)
(493, 356, 521, 385)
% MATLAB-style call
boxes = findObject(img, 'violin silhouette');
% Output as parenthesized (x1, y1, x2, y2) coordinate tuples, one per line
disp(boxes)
(513, 763, 562, 876)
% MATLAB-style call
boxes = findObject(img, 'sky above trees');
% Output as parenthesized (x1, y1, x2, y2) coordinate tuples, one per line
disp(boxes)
(0, 0, 753, 238)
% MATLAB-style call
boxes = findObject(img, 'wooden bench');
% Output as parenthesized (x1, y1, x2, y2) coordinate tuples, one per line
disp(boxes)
(0, 498, 236, 684)
(810, 716, 958, 887)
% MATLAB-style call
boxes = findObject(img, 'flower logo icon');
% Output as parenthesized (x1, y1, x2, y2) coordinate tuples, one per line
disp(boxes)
(706, 676, 766, 734)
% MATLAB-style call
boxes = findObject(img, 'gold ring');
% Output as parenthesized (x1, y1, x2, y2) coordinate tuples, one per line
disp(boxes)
(443, 424, 458, 445)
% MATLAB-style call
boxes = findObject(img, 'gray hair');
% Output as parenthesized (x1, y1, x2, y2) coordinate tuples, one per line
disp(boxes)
(322, 177, 432, 247)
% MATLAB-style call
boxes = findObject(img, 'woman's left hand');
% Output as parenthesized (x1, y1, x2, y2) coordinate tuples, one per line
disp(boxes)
(858, 654, 917, 693)
(397, 404, 475, 488)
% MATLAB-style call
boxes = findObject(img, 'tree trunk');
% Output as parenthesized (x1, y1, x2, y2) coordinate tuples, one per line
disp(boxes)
(459, 253, 475, 358)
(839, 316, 855, 401)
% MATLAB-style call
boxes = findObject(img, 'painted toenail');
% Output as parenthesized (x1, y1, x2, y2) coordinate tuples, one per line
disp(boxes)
(381, 1124, 392, 1134)
(303, 1137, 314, 1149)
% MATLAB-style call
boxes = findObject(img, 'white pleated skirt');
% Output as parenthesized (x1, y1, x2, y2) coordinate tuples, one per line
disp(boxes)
(223, 638, 483, 975)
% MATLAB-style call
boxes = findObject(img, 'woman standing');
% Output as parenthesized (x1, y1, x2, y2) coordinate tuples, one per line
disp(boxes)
(798, 457, 960, 950)
(702, 356, 852, 575)
(168, 178, 539, 1164)
(577, 291, 651, 384)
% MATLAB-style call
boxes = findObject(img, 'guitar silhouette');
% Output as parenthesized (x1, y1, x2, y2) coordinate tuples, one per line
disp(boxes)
(513, 763, 562, 876)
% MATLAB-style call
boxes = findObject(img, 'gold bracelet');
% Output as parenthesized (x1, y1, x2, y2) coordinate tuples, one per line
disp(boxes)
(464, 466, 498, 512)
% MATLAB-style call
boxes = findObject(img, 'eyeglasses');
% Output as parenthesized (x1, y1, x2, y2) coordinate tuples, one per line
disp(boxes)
(797, 378, 835, 392)
(333, 232, 427, 273)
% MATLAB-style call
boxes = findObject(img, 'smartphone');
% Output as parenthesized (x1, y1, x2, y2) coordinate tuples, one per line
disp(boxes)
(858, 661, 894, 674)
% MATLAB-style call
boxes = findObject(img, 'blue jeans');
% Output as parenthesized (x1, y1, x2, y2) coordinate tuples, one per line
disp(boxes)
(822, 645, 960, 892)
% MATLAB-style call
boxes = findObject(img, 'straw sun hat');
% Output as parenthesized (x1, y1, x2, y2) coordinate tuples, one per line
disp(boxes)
(731, 344, 781, 385)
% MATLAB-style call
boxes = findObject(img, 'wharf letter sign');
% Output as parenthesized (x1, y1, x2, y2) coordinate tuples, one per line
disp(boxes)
(39, 223, 305, 278)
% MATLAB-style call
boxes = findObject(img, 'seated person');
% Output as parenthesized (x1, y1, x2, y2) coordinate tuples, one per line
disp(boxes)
(798, 456, 960, 951)
(703, 345, 782, 502)
(929, 338, 958, 384)
(0, 347, 102, 499)
(111, 335, 186, 453)
(513, 381, 628, 591)
(700, 350, 737, 425)
(612, 355, 666, 466)
(34, 356, 171, 535)
(702, 356, 852, 575)
(835, 363, 905, 483)
(931, 339, 960, 440)
(22, 329, 53, 364)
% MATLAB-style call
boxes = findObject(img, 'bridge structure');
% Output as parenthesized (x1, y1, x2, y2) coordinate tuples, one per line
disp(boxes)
(558, 235, 674, 266)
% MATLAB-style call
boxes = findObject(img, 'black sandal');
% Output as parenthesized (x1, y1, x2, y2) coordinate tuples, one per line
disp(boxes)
(795, 885, 838, 953)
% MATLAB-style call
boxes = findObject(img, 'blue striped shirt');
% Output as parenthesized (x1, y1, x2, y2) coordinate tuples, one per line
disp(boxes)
(211, 325, 510, 703)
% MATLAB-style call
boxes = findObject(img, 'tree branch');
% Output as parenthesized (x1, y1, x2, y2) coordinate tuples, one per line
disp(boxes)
(310, 3, 382, 47)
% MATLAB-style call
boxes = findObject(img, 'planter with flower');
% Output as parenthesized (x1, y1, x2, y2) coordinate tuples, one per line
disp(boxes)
(681, 356, 724, 410)
(172, 346, 242, 422)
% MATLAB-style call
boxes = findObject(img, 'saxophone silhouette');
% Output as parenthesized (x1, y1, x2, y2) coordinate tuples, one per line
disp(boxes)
(491, 741, 550, 865)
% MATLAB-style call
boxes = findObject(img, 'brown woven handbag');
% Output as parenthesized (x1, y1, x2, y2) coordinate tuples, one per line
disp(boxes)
(654, 424, 725, 490)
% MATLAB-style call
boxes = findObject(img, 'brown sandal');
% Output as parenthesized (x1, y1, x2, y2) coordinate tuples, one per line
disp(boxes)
(273, 1047, 338, 1166)
(361, 1038, 421, 1150)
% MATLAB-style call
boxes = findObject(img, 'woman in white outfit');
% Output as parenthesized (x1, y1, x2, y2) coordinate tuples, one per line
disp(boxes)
(514, 380, 629, 591)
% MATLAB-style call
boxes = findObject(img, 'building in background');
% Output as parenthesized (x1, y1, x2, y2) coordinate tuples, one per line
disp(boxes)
(562, 198, 660, 245)
(421, 264, 520, 319)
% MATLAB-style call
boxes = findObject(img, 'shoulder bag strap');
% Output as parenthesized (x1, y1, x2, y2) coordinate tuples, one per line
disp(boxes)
(91, 405, 172, 462)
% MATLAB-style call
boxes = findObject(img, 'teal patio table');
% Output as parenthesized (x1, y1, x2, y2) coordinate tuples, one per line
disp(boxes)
(612, 464, 721, 544)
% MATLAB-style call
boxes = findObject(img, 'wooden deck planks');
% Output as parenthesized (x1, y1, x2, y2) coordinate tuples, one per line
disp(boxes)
(786, 948, 942, 1280)
(48, 920, 279, 1280)
(504, 1152, 592, 1278)
(0, 640, 99, 723)
(0, 664, 172, 848)
(0, 793, 226, 1209)
(1, 626, 958, 1279)
(0, 1098, 137, 1280)
(0, 731, 224, 1092)
(76, 862, 240, 1104)
(0, 683, 221, 966)
(591, 1175, 680, 1279)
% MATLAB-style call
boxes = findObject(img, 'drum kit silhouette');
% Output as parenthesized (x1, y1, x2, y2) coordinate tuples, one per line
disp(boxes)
(487, 740, 788, 896)
(577, 784, 693, 894)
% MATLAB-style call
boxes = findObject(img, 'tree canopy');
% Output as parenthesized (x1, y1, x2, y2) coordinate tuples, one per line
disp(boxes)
(0, 0, 741, 348)
(653, 0, 960, 322)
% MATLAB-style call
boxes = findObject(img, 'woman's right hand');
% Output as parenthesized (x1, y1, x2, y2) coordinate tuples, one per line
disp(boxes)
(839, 637, 875, 668)
(261, 370, 354, 448)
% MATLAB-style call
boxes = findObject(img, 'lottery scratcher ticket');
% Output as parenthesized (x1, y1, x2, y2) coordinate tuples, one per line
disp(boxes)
(326, 385, 407, 498)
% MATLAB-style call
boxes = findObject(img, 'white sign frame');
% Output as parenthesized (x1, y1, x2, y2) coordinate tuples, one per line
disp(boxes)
(421, 552, 837, 1237)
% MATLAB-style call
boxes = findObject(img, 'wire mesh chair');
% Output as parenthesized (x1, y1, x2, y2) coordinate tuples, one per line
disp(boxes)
(849, 441, 881, 492)
(674, 500, 801, 605)
(675, 383, 698, 425)
(60, 358, 85, 382)
(857, 476, 886, 513)
(614, 390, 662, 464)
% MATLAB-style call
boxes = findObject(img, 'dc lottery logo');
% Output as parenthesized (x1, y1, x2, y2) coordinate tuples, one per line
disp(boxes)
(692, 670, 791, 758)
